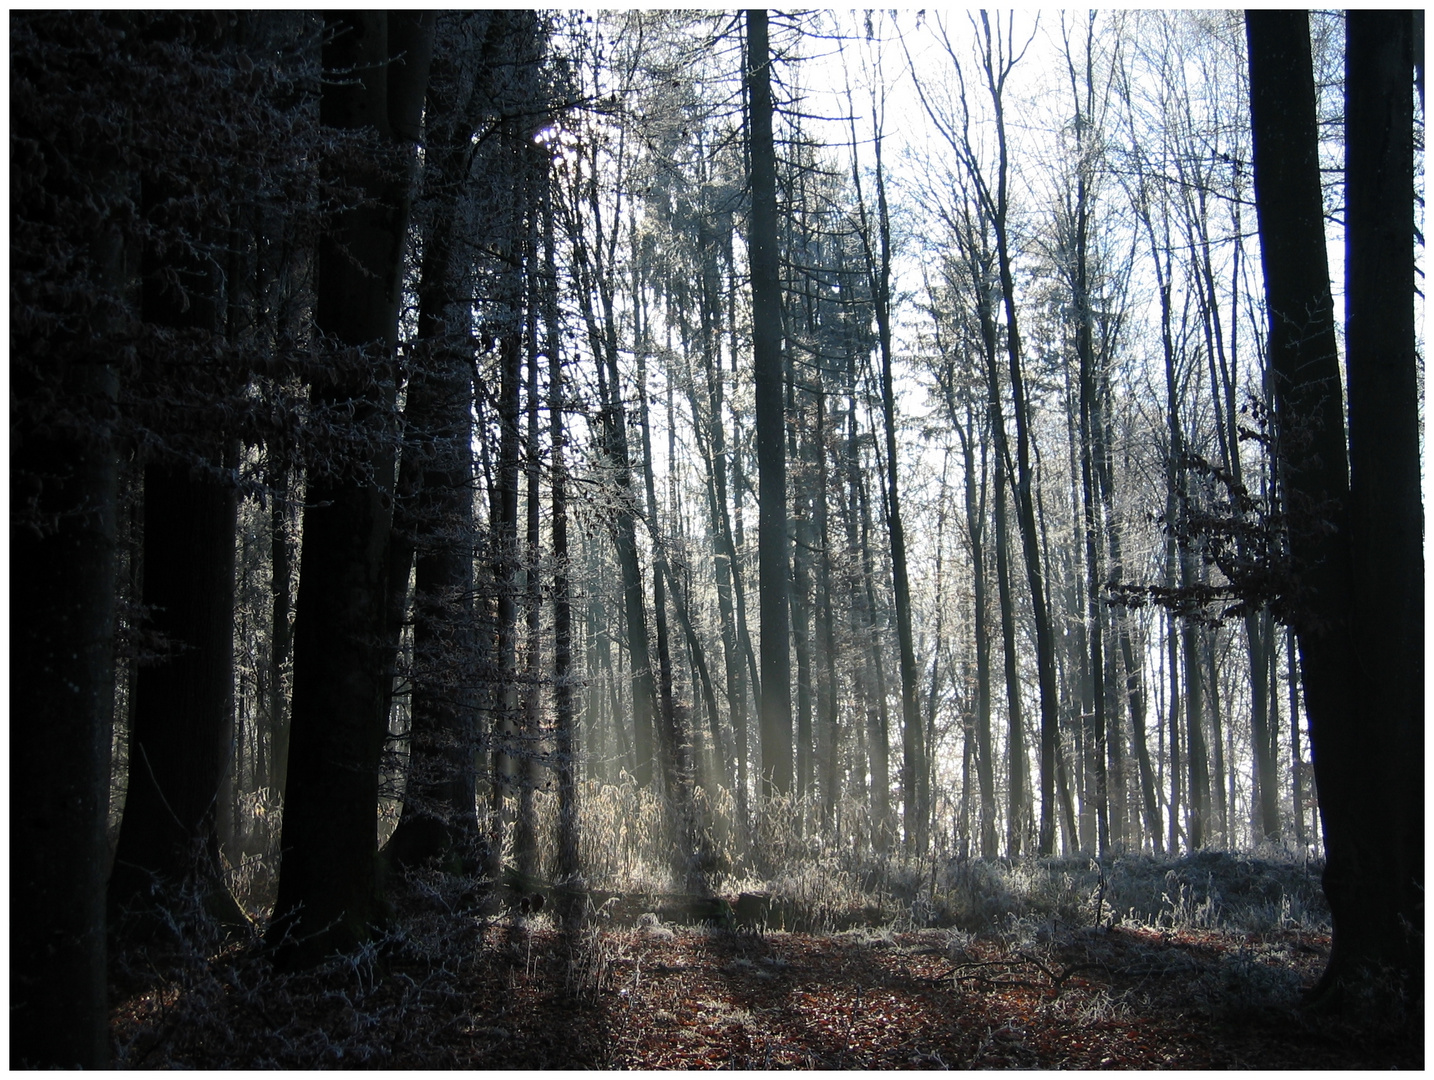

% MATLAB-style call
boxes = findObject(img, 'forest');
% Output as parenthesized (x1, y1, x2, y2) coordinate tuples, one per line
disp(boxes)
(10, 9, 1422, 1069)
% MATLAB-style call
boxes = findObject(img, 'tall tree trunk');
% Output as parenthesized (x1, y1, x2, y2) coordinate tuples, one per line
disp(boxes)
(924, 452, 952, 852)
(1100, 426, 1160, 851)
(1184, 125, 1280, 845)
(381, 16, 499, 871)
(269, 12, 433, 967)
(1178, 616, 1209, 848)
(1205, 629, 1229, 844)
(697, 221, 751, 827)
(1060, 11, 1110, 856)
(562, 116, 658, 795)
(12, 366, 119, 1071)
(109, 463, 238, 912)
(109, 165, 240, 925)
(747, 9, 793, 799)
(1165, 611, 1182, 853)
(1345, 5, 1423, 970)
(635, 252, 679, 789)
(790, 395, 816, 806)
(635, 246, 711, 890)
(990, 389, 1028, 856)
(726, 249, 764, 736)
(546, 169, 581, 903)
(850, 436, 894, 853)
(1073, 180, 1108, 857)
(1036, 462, 1083, 856)
(1150, 215, 1209, 849)
(1246, 614, 1280, 841)
(864, 132, 928, 855)
(815, 382, 842, 831)
(957, 402, 999, 859)
(515, 181, 546, 881)
(489, 264, 525, 880)
(10, 23, 126, 1047)
(912, 16, 1030, 858)
(268, 449, 295, 803)
(386, 301, 483, 870)
(960, 220, 1029, 857)
(1286, 631, 1307, 849)
(977, 14, 1061, 856)
(1248, 8, 1421, 1005)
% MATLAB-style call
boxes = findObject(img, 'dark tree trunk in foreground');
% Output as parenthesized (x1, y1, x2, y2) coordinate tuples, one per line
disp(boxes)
(11, 303, 120, 1073)
(11, 372, 118, 1071)
(747, 9, 793, 799)
(108, 462, 238, 915)
(1247, 8, 1421, 1008)
(1344, 10, 1423, 958)
(516, 215, 546, 879)
(383, 18, 492, 871)
(488, 183, 526, 879)
(109, 165, 240, 927)
(269, 12, 433, 967)
(10, 15, 130, 1063)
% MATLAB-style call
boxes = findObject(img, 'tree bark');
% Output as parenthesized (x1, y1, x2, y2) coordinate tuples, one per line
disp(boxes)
(1345, 6, 1422, 941)
(988, 354, 1028, 857)
(269, 11, 433, 967)
(747, 9, 793, 799)
(957, 401, 1000, 859)
(268, 448, 295, 803)
(973, 13, 1061, 856)
(488, 251, 525, 876)
(815, 382, 842, 831)
(109, 463, 238, 914)
(1068, 43, 1108, 854)
(562, 109, 659, 794)
(697, 220, 752, 825)
(11, 368, 118, 1070)
(515, 153, 546, 881)
(1247, 7, 1421, 1005)
(865, 131, 928, 855)
(384, 17, 504, 872)
(10, 18, 139, 1063)
(635, 242, 712, 889)
(109, 160, 240, 925)
(836, 343, 889, 853)
(11, 230, 121, 1072)
(546, 168, 581, 904)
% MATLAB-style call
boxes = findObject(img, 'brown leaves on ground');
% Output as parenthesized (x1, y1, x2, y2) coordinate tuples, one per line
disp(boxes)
(111, 909, 1420, 1069)
(566, 922, 1417, 1069)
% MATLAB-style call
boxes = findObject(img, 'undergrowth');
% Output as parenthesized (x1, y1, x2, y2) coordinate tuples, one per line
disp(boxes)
(541, 779, 1330, 940)
(110, 775, 1349, 1069)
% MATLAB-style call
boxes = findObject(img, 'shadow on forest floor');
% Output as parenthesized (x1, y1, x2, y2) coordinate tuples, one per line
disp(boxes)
(109, 851, 1421, 1069)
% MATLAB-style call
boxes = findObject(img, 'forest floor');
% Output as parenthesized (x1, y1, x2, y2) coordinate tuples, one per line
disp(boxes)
(111, 886, 1421, 1069)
